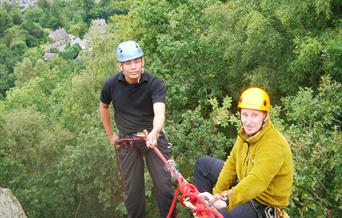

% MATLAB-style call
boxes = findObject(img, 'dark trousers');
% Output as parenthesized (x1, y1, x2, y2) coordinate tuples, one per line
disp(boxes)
(116, 133, 176, 218)
(194, 156, 260, 218)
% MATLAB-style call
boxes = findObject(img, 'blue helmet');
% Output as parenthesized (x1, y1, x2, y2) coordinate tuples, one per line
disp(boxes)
(116, 40, 144, 62)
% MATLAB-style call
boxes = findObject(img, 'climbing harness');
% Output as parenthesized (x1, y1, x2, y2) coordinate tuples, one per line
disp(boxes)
(117, 131, 224, 218)
(250, 200, 290, 218)
(264, 207, 290, 218)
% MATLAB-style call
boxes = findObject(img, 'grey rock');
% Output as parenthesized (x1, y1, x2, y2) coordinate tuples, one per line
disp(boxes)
(0, 188, 27, 218)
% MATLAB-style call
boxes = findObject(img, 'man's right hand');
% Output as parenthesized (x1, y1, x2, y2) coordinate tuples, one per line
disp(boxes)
(198, 192, 228, 209)
(109, 135, 120, 147)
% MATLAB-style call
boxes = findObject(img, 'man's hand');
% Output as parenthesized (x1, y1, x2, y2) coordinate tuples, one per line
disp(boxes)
(109, 134, 120, 148)
(198, 192, 228, 209)
(213, 199, 227, 209)
(198, 192, 215, 203)
(146, 130, 159, 148)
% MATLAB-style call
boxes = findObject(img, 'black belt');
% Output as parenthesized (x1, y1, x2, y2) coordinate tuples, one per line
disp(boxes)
(250, 200, 267, 218)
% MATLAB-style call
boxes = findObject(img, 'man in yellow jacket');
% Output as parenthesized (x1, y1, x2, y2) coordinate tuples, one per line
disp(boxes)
(194, 87, 294, 218)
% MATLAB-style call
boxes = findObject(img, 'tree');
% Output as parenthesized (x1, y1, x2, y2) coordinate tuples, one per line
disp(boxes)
(20, 21, 46, 45)
(59, 43, 82, 60)
(23, 47, 44, 65)
(128, 0, 342, 113)
(14, 58, 33, 87)
(1, 0, 341, 217)
(10, 40, 27, 56)
(38, 0, 50, 9)
(54, 129, 119, 217)
(46, 16, 62, 29)
(22, 7, 44, 23)
(7, 5, 22, 25)
(0, 9, 13, 37)
(282, 76, 342, 217)
(68, 21, 88, 37)
(0, 64, 15, 100)
(0, 43, 13, 70)
(1, 109, 54, 173)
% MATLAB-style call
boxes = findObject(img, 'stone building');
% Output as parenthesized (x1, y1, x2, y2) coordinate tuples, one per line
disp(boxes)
(45, 28, 70, 52)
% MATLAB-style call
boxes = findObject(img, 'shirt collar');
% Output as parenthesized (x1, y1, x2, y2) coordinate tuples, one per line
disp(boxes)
(118, 71, 149, 83)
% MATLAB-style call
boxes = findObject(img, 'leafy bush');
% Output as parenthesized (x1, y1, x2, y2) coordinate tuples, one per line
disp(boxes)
(60, 43, 82, 60)
(282, 76, 342, 217)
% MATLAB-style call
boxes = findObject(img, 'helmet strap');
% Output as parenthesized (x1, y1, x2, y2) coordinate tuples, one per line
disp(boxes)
(255, 112, 268, 134)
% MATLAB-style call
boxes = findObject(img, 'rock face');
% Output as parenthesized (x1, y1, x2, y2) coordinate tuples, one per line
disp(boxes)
(0, 188, 27, 218)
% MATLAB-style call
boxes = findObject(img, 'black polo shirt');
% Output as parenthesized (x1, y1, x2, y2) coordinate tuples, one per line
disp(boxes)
(100, 71, 166, 135)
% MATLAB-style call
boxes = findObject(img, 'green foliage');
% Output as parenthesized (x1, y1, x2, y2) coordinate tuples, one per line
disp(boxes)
(0, 64, 15, 100)
(0, 0, 119, 97)
(59, 43, 82, 60)
(0, 8, 13, 37)
(0, 0, 341, 217)
(0, 109, 59, 172)
(23, 47, 44, 64)
(130, 0, 230, 121)
(7, 5, 22, 25)
(289, 36, 323, 88)
(167, 106, 230, 179)
(282, 76, 342, 217)
(209, 96, 239, 129)
(0, 43, 12, 68)
(0, 155, 28, 192)
(3, 25, 27, 47)
(10, 40, 27, 56)
(322, 32, 342, 82)
(23, 7, 44, 23)
(54, 128, 119, 217)
(45, 16, 62, 29)
(14, 58, 34, 87)
(20, 21, 46, 46)
(130, 0, 342, 108)
(68, 21, 88, 37)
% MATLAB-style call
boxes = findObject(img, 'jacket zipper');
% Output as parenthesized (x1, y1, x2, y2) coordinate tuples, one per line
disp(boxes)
(243, 143, 250, 177)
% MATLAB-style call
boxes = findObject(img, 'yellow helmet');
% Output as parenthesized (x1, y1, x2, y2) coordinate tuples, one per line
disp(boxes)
(238, 87, 270, 112)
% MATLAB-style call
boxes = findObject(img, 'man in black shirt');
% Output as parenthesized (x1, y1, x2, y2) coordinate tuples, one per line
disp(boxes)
(99, 40, 176, 218)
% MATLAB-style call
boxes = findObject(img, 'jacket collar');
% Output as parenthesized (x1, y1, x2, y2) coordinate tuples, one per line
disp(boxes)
(238, 119, 272, 144)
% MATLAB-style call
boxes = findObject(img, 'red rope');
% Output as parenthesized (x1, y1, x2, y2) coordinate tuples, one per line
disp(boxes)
(119, 136, 223, 218)
(167, 186, 180, 218)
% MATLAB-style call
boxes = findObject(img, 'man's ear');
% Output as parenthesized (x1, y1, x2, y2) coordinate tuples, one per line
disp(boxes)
(264, 112, 269, 122)
(118, 62, 123, 71)
(141, 58, 145, 73)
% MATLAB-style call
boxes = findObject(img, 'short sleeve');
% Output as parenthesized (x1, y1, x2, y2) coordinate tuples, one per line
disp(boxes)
(150, 77, 166, 104)
(100, 79, 112, 104)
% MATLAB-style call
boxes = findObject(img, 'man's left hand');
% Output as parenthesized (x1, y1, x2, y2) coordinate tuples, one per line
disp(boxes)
(146, 130, 159, 148)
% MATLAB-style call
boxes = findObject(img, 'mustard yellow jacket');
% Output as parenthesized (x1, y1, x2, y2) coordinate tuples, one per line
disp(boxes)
(213, 119, 294, 210)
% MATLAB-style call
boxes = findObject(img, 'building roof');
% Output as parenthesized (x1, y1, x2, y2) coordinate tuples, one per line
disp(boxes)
(49, 28, 69, 42)
(44, 52, 58, 60)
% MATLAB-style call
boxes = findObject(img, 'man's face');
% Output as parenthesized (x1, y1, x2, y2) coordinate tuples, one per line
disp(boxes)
(119, 57, 144, 84)
(240, 108, 267, 136)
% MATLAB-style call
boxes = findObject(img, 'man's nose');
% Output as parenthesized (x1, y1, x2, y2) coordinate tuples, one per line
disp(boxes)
(245, 116, 253, 124)
(130, 62, 137, 69)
